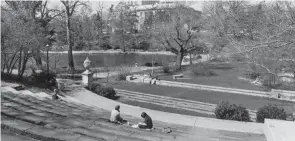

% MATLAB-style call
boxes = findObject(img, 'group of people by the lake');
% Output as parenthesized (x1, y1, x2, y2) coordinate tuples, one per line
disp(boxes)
(109, 105, 153, 130)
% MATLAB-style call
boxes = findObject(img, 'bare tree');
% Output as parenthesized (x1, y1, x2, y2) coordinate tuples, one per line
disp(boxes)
(151, 4, 202, 70)
(1, 5, 46, 77)
(203, 1, 295, 86)
(4, 1, 63, 70)
(110, 1, 138, 52)
(60, 0, 87, 72)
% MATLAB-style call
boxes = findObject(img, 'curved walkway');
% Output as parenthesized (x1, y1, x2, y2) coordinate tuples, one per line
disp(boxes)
(71, 88, 264, 135)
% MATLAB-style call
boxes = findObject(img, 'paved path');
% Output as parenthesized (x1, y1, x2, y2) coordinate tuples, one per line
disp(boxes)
(72, 88, 265, 135)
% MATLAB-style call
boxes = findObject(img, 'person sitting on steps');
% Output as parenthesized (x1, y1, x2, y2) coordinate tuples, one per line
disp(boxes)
(52, 89, 61, 100)
(109, 105, 127, 124)
(138, 112, 153, 129)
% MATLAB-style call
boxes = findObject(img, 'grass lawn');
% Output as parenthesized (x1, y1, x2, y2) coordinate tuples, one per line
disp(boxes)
(111, 81, 295, 114)
(158, 60, 265, 91)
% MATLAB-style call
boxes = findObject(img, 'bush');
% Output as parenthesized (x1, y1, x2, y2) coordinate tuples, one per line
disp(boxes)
(256, 104, 287, 123)
(114, 45, 120, 50)
(88, 82, 117, 99)
(163, 65, 170, 73)
(30, 71, 57, 89)
(190, 63, 215, 76)
(145, 62, 160, 67)
(1, 71, 57, 90)
(100, 43, 112, 50)
(138, 41, 150, 51)
(215, 101, 250, 122)
(116, 66, 131, 81)
(248, 72, 260, 79)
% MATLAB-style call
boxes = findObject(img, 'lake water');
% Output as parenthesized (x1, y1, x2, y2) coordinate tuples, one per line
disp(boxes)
(49, 53, 176, 69)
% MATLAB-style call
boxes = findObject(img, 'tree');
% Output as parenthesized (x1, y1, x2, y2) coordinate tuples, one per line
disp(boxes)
(110, 1, 138, 52)
(60, 0, 87, 72)
(151, 4, 202, 70)
(1, 3, 46, 77)
(203, 1, 295, 86)
(4, 1, 63, 70)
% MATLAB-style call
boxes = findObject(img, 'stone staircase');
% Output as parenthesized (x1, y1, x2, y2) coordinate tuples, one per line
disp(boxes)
(1, 86, 267, 141)
(1, 89, 192, 141)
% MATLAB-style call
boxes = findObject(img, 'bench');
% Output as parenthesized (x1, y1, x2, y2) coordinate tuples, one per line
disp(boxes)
(173, 74, 184, 80)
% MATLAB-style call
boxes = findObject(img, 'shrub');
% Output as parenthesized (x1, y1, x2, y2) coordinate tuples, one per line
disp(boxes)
(190, 63, 215, 76)
(30, 71, 57, 89)
(116, 66, 131, 81)
(256, 104, 287, 123)
(114, 45, 120, 50)
(163, 65, 170, 73)
(1, 71, 57, 90)
(100, 43, 112, 50)
(215, 101, 250, 122)
(88, 82, 117, 99)
(138, 41, 150, 51)
(145, 62, 160, 67)
(248, 72, 260, 79)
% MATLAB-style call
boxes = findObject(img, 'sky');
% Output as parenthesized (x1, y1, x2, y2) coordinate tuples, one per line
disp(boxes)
(47, 0, 267, 15)
(47, 0, 204, 12)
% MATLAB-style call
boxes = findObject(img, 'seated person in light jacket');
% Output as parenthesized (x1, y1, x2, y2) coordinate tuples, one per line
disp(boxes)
(110, 105, 125, 124)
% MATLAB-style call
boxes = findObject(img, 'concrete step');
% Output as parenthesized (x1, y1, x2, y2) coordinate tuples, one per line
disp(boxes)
(1, 117, 80, 141)
(1, 131, 40, 141)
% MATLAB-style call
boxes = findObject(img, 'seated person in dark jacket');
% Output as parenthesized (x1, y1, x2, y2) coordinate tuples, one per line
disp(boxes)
(138, 112, 153, 129)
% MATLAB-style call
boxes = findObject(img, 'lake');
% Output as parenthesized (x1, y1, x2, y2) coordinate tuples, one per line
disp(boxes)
(48, 52, 176, 69)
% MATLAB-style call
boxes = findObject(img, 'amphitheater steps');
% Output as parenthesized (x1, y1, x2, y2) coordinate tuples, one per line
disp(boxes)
(116, 89, 257, 121)
(1, 131, 39, 141)
(1, 90, 189, 141)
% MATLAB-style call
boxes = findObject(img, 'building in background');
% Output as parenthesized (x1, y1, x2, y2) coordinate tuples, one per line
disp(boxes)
(108, 0, 200, 32)
(129, 0, 198, 31)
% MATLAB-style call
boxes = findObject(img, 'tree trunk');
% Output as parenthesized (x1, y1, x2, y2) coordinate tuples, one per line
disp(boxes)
(175, 50, 184, 70)
(189, 52, 192, 65)
(18, 47, 23, 77)
(46, 47, 49, 73)
(66, 11, 75, 72)
(33, 49, 43, 69)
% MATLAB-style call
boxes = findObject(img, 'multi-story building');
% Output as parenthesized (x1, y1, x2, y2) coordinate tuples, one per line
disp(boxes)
(128, 0, 197, 31)
(108, 0, 200, 32)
